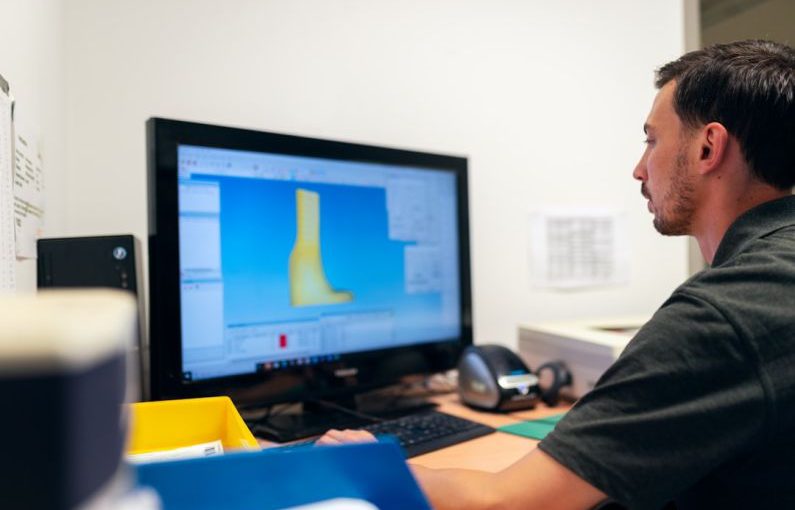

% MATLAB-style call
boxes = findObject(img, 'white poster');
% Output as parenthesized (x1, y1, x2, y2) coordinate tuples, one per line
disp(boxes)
(0, 90, 15, 291)
(528, 207, 630, 289)
(13, 127, 44, 259)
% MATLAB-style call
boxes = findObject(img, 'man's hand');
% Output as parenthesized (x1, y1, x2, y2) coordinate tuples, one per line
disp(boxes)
(315, 428, 606, 510)
(315, 428, 377, 446)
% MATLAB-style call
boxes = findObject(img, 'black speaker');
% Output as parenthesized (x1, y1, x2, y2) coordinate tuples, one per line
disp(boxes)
(37, 234, 148, 399)
(37, 235, 141, 293)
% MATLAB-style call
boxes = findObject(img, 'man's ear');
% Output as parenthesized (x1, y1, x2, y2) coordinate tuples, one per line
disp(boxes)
(696, 122, 729, 175)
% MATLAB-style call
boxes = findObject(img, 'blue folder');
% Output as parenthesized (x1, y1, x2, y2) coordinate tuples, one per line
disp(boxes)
(134, 442, 431, 510)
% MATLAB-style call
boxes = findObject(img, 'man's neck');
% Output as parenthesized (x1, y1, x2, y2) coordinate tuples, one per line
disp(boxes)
(693, 184, 790, 264)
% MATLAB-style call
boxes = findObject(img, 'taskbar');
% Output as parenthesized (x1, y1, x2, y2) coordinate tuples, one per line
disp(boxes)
(256, 353, 341, 372)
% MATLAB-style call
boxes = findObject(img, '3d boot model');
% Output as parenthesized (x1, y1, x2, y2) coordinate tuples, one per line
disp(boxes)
(289, 189, 354, 307)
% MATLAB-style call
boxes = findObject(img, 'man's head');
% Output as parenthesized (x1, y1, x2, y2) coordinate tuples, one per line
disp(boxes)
(633, 40, 795, 236)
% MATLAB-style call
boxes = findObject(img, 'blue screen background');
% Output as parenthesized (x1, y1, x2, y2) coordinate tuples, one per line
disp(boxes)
(199, 175, 443, 327)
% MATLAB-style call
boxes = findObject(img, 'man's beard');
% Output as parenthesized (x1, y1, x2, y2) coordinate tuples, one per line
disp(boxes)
(650, 150, 697, 236)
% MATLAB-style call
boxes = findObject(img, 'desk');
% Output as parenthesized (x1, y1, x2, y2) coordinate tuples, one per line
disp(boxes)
(411, 393, 569, 472)
(259, 393, 570, 473)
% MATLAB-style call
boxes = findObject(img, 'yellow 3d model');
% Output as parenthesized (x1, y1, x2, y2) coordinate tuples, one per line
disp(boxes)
(289, 189, 354, 307)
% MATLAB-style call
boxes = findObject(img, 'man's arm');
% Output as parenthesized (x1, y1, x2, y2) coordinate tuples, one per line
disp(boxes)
(317, 430, 607, 510)
(411, 448, 606, 510)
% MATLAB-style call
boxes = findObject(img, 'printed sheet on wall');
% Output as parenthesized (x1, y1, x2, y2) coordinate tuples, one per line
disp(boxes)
(0, 84, 15, 292)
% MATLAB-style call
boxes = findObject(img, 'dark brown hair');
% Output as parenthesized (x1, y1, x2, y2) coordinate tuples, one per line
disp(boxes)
(656, 40, 795, 189)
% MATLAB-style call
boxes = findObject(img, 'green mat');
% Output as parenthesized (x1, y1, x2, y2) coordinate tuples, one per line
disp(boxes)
(497, 413, 567, 440)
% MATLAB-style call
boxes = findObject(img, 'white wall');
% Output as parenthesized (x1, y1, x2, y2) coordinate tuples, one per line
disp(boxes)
(0, 0, 66, 292)
(61, 0, 689, 348)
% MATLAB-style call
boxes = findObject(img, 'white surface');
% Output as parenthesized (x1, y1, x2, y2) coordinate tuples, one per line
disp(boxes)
(284, 499, 378, 510)
(13, 126, 45, 259)
(59, 0, 688, 349)
(126, 440, 224, 464)
(528, 207, 630, 289)
(1, 2, 689, 346)
(0, 289, 137, 372)
(518, 316, 646, 398)
(0, 90, 14, 291)
(0, 0, 66, 292)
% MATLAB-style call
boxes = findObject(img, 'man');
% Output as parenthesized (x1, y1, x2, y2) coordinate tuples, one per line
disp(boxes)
(318, 40, 795, 509)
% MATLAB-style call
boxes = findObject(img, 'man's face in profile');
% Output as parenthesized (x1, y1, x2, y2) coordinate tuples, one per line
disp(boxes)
(633, 81, 698, 236)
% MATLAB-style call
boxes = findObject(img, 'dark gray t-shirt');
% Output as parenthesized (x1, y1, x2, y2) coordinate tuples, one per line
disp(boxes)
(539, 195, 795, 510)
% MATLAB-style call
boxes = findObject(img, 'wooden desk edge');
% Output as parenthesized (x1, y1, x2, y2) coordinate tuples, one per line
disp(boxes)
(409, 393, 570, 472)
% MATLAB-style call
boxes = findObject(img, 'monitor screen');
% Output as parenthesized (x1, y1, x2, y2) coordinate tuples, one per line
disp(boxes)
(147, 118, 471, 409)
(178, 144, 462, 381)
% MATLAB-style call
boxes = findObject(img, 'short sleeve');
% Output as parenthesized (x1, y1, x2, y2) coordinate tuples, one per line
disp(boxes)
(538, 291, 767, 509)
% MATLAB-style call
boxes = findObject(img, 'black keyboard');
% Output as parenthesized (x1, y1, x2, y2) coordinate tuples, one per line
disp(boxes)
(361, 410, 495, 458)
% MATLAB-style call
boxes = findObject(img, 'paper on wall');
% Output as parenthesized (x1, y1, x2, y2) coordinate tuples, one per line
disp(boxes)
(13, 127, 44, 259)
(528, 207, 630, 289)
(0, 90, 15, 291)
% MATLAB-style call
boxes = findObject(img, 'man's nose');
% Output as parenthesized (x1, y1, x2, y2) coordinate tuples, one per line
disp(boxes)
(632, 158, 646, 181)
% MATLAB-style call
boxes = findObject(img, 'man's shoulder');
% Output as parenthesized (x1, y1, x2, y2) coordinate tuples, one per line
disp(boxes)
(661, 231, 795, 352)
(679, 227, 795, 301)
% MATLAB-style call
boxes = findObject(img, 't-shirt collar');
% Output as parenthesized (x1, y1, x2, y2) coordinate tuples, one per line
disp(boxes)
(711, 195, 795, 267)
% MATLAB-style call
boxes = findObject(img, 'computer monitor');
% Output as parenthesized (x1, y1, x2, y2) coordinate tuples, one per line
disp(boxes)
(147, 118, 471, 439)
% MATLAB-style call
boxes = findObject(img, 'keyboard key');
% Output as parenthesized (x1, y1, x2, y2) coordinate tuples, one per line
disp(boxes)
(362, 411, 494, 458)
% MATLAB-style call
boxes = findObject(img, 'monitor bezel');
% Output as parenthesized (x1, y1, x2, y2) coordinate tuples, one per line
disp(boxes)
(147, 117, 472, 405)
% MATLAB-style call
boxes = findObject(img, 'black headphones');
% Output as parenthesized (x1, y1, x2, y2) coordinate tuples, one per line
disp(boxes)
(536, 360, 573, 406)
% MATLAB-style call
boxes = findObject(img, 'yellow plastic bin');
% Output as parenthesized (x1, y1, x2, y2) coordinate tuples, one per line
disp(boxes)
(127, 396, 260, 456)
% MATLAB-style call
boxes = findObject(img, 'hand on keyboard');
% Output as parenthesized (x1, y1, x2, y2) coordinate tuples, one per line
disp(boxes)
(315, 428, 377, 446)
(315, 412, 495, 458)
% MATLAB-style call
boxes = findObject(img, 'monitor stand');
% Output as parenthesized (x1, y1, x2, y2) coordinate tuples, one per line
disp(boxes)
(246, 393, 438, 443)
